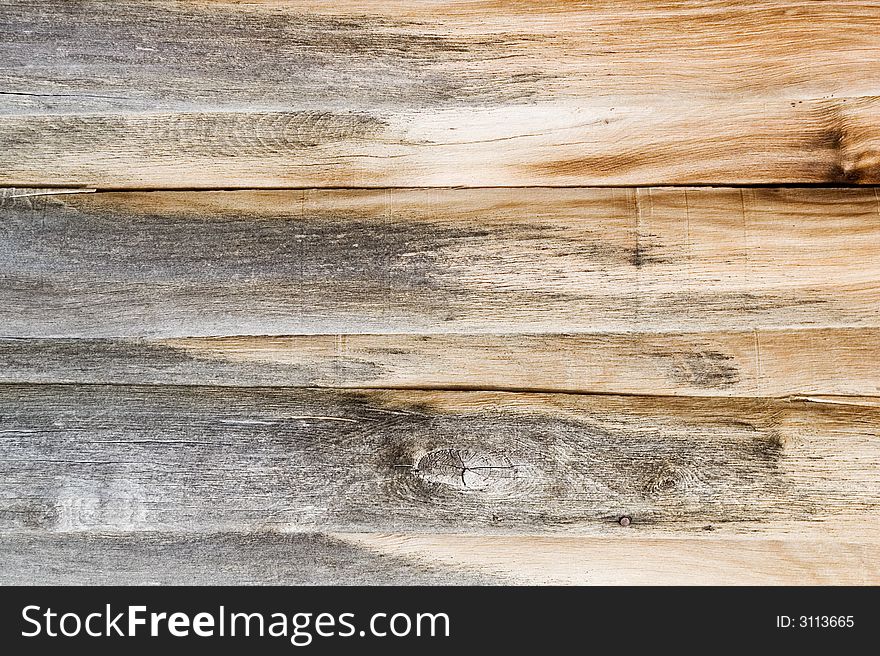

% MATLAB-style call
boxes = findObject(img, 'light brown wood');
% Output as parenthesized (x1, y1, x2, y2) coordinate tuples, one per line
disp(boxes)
(161, 328, 880, 397)
(3, 329, 878, 397)
(1, 1, 879, 186)
(336, 533, 880, 585)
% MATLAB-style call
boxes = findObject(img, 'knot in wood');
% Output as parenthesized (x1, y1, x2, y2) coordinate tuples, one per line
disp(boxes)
(643, 462, 702, 496)
(414, 448, 517, 491)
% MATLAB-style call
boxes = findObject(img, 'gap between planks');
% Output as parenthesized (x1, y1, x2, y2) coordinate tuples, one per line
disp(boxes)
(3, 185, 880, 192)
(0, 380, 877, 408)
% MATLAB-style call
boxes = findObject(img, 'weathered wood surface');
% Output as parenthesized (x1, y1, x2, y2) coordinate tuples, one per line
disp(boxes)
(336, 534, 880, 585)
(0, 532, 498, 585)
(2, 187, 879, 337)
(2, 1, 879, 186)
(2, 384, 878, 540)
(2, 329, 878, 397)
(2, 532, 877, 585)
(3, 1, 880, 587)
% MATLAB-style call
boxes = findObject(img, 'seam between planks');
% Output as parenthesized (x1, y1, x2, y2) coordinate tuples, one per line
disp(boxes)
(3, 184, 880, 192)
(0, 380, 875, 406)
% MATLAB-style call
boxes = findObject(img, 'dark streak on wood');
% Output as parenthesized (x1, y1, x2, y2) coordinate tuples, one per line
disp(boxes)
(664, 351, 741, 389)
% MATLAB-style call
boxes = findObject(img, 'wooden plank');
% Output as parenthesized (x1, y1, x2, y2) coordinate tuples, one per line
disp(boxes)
(2, 329, 879, 397)
(2, 531, 877, 585)
(1, 384, 878, 539)
(335, 533, 880, 585)
(2, 187, 878, 337)
(1, 1, 879, 186)
(0, 531, 498, 585)
(3, 100, 878, 188)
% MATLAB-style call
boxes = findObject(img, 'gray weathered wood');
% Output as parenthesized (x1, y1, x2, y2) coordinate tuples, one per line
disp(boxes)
(1, 1, 879, 186)
(1, 384, 878, 539)
(2, 187, 878, 337)
(0, 531, 499, 585)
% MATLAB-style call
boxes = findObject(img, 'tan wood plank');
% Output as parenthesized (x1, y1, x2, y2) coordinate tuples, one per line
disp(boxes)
(1, 187, 878, 337)
(2, 328, 878, 397)
(1, 1, 879, 186)
(1, 384, 878, 540)
(336, 533, 880, 585)
(2, 531, 876, 585)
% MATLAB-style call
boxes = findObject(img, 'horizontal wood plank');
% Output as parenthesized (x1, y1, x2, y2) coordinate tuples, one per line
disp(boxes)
(2, 531, 877, 585)
(3, 100, 878, 188)
(1, 1, 879, 186)
(2, 329, 878, 397)
(335, 533, 880, 585)
(2, 187, 878, 337)
(1, 384, 878, 539)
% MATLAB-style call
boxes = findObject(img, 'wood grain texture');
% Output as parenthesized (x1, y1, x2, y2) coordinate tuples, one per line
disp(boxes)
(335, 533, 880, 585)
(2, 532, 877, 585)
(3, 2, 879, 587)
(0, 532, 500, 585)
(2, 384, 878, 540)
(1, 1, 879, 186)
(2, 187, 878, 337)
(2, 329, 878, 397)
